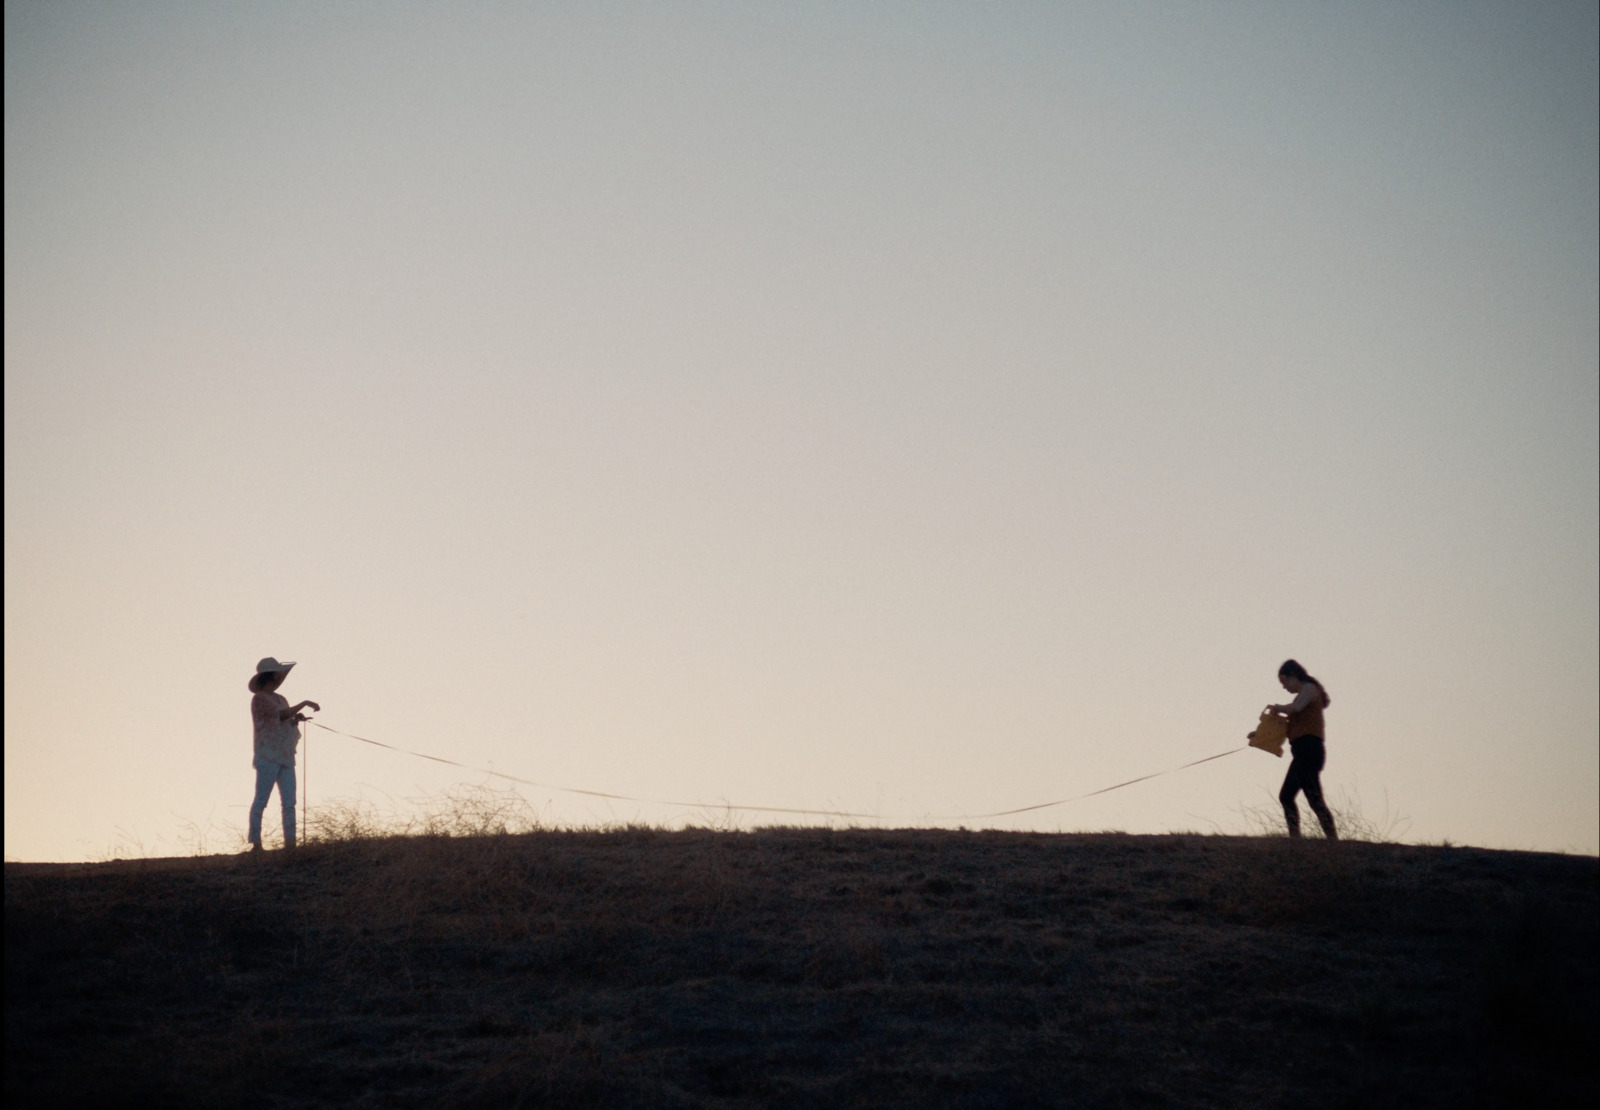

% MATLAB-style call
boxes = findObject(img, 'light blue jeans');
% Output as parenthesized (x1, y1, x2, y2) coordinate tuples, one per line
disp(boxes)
(249, 760, 297, 847)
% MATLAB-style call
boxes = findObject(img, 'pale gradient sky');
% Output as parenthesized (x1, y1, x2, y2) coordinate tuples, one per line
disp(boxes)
(6, 1, 1597, 861)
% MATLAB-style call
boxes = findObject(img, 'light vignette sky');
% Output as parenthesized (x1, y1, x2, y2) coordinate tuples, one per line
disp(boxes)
(5, 0, 1597, 861)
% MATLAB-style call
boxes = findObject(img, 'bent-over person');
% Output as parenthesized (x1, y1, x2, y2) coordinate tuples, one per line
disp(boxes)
(1266, 659, 1337, 840)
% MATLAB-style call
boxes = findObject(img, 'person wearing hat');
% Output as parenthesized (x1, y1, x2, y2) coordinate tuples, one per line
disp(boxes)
(247, 657, 319, 852)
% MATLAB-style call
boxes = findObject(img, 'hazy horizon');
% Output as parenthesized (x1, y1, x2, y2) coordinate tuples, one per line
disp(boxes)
(6, 0, 1597, 861)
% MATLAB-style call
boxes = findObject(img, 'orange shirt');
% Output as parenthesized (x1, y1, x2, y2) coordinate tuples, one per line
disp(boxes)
(1286, 683, 1326, 740)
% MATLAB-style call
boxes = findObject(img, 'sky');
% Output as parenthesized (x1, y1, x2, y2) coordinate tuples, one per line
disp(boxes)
(6, 0, 1597, 862)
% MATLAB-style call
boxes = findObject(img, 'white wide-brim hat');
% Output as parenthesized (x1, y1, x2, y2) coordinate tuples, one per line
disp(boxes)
(256, 657, 296, 676)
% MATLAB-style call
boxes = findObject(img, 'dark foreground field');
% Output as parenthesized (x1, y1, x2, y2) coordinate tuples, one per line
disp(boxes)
(6, 830, 1597, 1109)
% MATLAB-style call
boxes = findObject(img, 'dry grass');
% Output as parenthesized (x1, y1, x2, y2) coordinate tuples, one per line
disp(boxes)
(1214, 784, 1412, 843)
(305, 784, 544, 843)
(7, 826, 1596, 1109)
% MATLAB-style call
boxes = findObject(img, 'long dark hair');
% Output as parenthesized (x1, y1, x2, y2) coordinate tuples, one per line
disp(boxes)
(1278, 659, 1330, 707)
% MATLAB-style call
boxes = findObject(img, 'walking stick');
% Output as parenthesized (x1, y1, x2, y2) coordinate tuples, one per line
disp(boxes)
(301, 714, 310, 846)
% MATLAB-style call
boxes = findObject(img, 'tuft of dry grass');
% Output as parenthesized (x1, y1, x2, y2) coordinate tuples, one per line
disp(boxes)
(305, 783, 543, 843)
(7, 828, 1596, 1109)
(1229, 784, 1412, 843)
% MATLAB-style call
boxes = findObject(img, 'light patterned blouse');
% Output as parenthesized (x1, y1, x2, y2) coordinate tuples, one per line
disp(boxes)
(251, 691, 300, 768)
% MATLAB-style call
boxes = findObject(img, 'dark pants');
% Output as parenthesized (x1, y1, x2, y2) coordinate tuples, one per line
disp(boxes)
(1280, 736, 1337, 839)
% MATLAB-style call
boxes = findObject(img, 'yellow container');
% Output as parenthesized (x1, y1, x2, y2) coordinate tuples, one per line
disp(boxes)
(1248, 712, 1287, 757)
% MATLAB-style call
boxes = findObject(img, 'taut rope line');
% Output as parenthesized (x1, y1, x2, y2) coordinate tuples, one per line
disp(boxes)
(309, 721, 1250, 825)
(308, 722, 882, 819)
(936, 746, 1245, 820)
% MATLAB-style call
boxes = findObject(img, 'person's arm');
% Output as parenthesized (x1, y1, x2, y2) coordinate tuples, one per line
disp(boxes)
(1267, 685, 1319, 716)
(276, 699, 321, 720)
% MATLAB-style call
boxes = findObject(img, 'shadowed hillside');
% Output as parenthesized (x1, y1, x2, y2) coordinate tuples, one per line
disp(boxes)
(6, 830, 1596, 1108)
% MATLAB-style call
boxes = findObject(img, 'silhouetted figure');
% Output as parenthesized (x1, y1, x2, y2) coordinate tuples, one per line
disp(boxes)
(1265, 659, 1337, 840)
(247, 657, 319, 852)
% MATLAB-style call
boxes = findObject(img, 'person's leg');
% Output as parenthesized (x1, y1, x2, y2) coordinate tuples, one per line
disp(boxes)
(278, 763, 298, 849)
(1300, 741, 1337, 840)
(1279, 762, 1304, 838)
(248, 762, 277, 847)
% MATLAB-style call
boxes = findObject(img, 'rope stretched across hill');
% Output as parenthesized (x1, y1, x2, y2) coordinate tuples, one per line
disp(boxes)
(309, 721, 1248, 823)
(309, 722, 883, 818)
(944, 747, 1245, 819)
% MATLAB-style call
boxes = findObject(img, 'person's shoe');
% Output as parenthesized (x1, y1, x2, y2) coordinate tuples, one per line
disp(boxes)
(246, 843, 263, 853)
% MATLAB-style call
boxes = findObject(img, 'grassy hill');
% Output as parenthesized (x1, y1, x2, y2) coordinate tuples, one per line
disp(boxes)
(6, 829, 1596, 1108)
